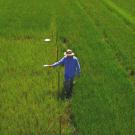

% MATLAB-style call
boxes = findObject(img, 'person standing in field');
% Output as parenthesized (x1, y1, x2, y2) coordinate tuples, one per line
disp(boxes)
(44, 49, 81, 98)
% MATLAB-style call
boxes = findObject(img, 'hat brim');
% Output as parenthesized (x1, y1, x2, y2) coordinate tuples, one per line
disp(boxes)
(64, 52, 75, 56)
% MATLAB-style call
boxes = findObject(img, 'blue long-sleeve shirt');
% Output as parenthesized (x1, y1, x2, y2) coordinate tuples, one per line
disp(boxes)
(52, 56, 81, 80)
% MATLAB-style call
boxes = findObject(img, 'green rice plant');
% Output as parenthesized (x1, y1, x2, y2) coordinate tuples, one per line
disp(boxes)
(55, 0, 135, 134)
(0, 0, 135, 135)
(112, 0, 135, 16)
(0, 0, 74, 134)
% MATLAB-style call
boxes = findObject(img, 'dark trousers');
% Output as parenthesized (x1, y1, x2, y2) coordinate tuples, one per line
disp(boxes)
(64, 79, 74, 98)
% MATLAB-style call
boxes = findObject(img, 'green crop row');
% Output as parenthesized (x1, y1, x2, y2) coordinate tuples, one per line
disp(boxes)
(0, 0, 74, 134)
(0, 0, 135, 134)
(112, 0, 135, 16)
(62, 0, 135, 134)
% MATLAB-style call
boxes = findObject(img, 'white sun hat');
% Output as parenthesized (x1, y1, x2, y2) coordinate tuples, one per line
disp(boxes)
(64, 49, 75, 56)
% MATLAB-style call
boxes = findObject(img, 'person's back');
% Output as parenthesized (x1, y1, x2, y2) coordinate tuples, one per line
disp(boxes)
(62, 56, 80, 80)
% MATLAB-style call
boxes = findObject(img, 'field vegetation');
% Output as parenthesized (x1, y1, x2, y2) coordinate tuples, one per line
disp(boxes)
(0, 0, 135, 135)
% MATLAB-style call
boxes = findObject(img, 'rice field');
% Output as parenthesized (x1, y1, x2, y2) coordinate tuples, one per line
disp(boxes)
(0, 0, 135, 135)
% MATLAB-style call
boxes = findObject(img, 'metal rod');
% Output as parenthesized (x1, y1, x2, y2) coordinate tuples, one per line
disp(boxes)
(56, 31, 60, 98)
(59, 116, 62, 135)
(56, 32, 59, 61)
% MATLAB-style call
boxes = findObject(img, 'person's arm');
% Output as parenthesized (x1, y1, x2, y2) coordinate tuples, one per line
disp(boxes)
(51, 57, 65, 67)
(76, 58, 81, 76)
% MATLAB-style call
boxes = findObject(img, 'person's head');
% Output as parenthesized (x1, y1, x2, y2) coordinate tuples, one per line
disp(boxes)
(64, 49, 75, 57)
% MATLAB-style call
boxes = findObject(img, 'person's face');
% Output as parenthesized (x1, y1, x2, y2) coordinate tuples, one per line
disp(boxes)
(67, 55, 73, 58)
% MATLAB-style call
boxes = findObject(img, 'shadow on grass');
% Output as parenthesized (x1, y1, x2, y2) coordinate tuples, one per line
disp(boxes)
(58, 87, 73, 101)
(58, 87, 66, 100)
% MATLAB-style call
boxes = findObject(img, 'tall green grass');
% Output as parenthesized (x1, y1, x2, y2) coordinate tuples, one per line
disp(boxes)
(0, 37, 73, 134)
(55, 0, 135, 134)
(0, 0, 135, 134)
(0, 0, 74, 134)
(112, 0, 135, 16)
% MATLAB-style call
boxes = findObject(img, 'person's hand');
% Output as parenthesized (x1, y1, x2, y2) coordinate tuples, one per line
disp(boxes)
(43, 65, 52, 67)
(48, 65, 52, 67)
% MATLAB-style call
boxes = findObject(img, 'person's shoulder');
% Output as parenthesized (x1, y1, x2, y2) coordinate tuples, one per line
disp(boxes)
(60, 56, 66, 61)
(73, 56, 78, 60)
(62, 56, 67, 61)
(62, 56, 66, 59)
(63, 56, 67, 59)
